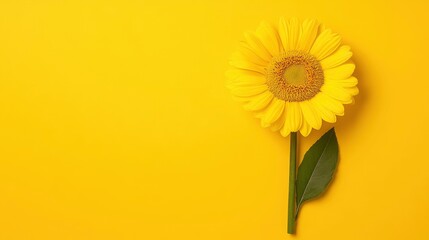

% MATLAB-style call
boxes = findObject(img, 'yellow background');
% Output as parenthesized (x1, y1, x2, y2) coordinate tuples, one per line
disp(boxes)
(0, 0, 428, 239)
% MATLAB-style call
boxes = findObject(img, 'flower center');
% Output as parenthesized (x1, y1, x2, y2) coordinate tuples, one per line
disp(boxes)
(266, 51, 324, 102)
(283, 65, 307, 85)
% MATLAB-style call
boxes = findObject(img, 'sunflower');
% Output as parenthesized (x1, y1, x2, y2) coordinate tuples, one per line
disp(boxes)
(226, 18, 358, 137)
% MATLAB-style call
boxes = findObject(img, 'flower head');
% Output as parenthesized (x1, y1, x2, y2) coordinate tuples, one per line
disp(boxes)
(227, 18, 358, 137)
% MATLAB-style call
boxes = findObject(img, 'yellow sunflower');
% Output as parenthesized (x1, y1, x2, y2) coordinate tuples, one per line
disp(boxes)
(226, 18, 358, 137)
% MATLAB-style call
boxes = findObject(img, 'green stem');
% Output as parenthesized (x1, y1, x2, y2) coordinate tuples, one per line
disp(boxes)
(287, 132, 297, 234)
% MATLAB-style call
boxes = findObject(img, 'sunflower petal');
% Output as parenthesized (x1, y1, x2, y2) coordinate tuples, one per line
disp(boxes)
(231, 95, 253, 103)
(321, 84, 353, 103)
(261, 98, 285, 127)
(243, 32, 272, 62)
(280, 111, 291, 137)
(280, 127, 291, 137)
(229, 59, 266, 74)
(279, 17, 300, 52)
(233, 45, 269, 67)
(345, 86, 359, 96)
(243, 91, 273, 111)
(297, 19, 319, 52)
(324, 76, 358, 88)
(230, 85, 268, 98)
(313, 92, 344, 116)
(299, 100, 322, 130)
(320, 45, 353, 69)
(255, 21, 281, 57)
(227, 74, 266, 88)
(286, 18, 300, 51)
(323, 63, 355, 80)
(226, 68, 265, 79)
(312, 99, 337, 123)
(310, 29, 342, 60)
(270, 109, 286, 131)
(299, 119, 312, 137)
(284, 101, 302, 132)
(278, 17, 290, 52)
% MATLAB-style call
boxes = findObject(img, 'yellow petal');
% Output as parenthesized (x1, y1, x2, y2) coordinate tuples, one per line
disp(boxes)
(278, 17, 289, 52)
(243, 32, 272, 62)
(230, 85, 268, 97)
(324, 76, 358, 88)
(299, 100, 322, 130)
(287, 18, 300, 50)
(225, 69, 241, 80)
(285, 101, 302, 132)
(231, 95, 253, 103)
(280, 112, 291, 137)
(321, 83, 358, 101)
(323, 63, 355, 80)
(318, 23, 326, 33)
(226, 69, 265, 80)
(243, 91, 273, 111)
(229, 59, 266, 74)
(321, 84, 353, 103)
(227, 74, 266, 88)
(261, 98, 285, 127)
(313, 92, 344, 116)
(232, 45, 268, 67)
(310, 29, 342, 60)
(299, 119, 312, 137)
(345, 86, 359, 96)
(280, 127, 291, 137)
(279, 17, 300, 52)
(297, 19, 319, 52)
(320, 45, 353, 69)
(255, 21, 281, 57)
(311, 99, 337, 123)
(270, 110, 286, 132)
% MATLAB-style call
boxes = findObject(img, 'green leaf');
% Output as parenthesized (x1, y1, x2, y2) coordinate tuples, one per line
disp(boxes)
(295, 128, 339, 217)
